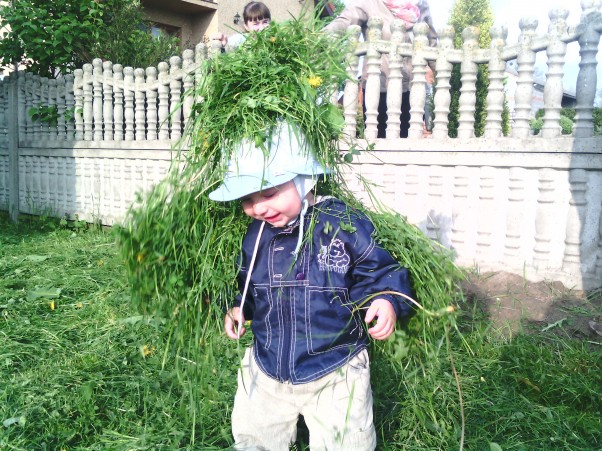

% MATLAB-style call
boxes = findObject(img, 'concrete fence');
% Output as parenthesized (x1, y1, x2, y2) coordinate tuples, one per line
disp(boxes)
(1, 3, 601, 291)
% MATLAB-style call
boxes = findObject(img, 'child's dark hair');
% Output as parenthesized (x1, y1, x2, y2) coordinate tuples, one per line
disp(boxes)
(243, 1, 271, 23)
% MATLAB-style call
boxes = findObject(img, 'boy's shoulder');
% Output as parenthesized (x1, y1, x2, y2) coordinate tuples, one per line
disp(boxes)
(313, 196, 370, 222)
(312, 197, 375, 238)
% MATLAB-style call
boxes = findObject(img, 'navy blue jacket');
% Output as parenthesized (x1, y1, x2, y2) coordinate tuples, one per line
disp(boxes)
(235, 197, 413, 384)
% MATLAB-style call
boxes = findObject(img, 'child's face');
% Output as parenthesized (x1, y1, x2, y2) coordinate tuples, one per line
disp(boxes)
(244, 18, 270, 32)
(241, 180, 302, 227)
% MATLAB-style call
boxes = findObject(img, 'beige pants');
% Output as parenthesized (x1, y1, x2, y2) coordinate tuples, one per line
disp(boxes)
(232, 347, 376, 451)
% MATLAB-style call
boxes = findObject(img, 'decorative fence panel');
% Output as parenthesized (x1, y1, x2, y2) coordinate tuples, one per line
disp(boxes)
(1, 6, 601, 291)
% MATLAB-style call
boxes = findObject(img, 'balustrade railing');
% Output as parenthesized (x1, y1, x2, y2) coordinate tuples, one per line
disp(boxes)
(0, 3, 598, 145)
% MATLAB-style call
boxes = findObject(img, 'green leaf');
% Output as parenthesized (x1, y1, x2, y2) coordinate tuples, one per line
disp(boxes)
(489, 443, 503, 451)
(541, 317, 567, 332)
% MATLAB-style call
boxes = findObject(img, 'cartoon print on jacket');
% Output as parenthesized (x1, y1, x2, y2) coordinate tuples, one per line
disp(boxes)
(318, 238, 351, 273)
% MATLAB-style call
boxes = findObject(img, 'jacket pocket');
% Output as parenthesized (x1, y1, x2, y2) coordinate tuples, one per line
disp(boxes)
(305, 287, 362, 355)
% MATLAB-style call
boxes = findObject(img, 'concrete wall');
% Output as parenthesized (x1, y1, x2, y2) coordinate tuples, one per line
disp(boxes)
(1, 4, 601, 291)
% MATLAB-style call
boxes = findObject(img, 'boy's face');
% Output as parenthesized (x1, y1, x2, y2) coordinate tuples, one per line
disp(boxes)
(245, 18, 270, 32)
(241, 180, 302, 227)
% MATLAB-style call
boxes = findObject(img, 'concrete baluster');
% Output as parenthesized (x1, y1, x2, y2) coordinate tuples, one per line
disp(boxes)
(33, 155, 42, 208)
(195, 43, 208, 83)
(574, 1, 601, 138)
(32, 76, 42, 137)
(123, 67, 135, 141)
(146, 67, 158, 141)
(40, 78, 50, 140)
(170, 56, 183, 140)
(476, 166, 496, 260)
(504, 167, 526, 262)
(47, 79, 58, 141)
(23, 73, 33, 140)
(343, 25, 361, 139)
(562, 169, 588, 272)
(182, 49, 195, 124)
(158, 62, 170, 140)
(512, 18, 537, 138)
(82, 64, 93, 141)
(457, 27, 479, 139)
(533, 168, 556, 268)
(47, 158, 56, 212)
(73, 69, 84, 140)
(541, 9, 569, 138)
(56, 77, 66, 140)
(64, 74, 75, 139)
(135, 68, 146, 141)
(112, 156, 121, 212)
(56, 156, 65, 214)
(426, 166, 444, 241)
(403, 165, 421, 224)
(432, 26, 454, 139)
(386, 20, 404, 139)
(209, 37, 223, 58)
(92, 59, 103, 141)
(103, 62, 114, 141)
(408, 22, 429, 139)
(113, 64, 124, 141)
(484, 25, 507, 138)
(364, 17, 383, 141)
(451, 166, 471, 257)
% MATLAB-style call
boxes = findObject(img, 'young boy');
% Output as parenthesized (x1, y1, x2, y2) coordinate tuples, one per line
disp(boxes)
(209, 121, 413, 450)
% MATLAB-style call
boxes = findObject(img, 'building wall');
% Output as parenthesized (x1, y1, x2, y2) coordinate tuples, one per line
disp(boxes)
(143, 5, 217, 48)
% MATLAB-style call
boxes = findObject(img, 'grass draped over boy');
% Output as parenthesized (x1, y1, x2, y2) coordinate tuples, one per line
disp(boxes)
(115, 13, 462, 448)
(208, 119, 415, 449)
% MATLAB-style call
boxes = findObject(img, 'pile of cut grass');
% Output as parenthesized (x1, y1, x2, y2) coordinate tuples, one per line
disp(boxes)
(1, 213, 600, 449)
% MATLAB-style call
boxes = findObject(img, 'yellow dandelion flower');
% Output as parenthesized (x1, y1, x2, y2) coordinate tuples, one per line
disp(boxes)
(49, 300, 55, 310)
(142, 344, 156, 357)
(136, 253, 144, 263)
(75, 302, 83, 309)
(270, 37, 277, 43)
(307, 75, 323, 88)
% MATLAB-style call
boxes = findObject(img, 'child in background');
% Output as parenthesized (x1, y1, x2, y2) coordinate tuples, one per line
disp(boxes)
(209, 120, 414, 450)
(214, 1, 272, 49)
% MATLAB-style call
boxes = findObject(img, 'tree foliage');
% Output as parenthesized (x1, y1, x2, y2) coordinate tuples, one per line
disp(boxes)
(0, 0, 180, 78)
(447, 0, 495, 137)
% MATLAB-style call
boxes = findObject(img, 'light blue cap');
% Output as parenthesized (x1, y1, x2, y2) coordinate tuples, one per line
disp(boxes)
(209, 121, 328, 202)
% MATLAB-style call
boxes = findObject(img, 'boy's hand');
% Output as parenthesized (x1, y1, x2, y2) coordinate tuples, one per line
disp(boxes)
(211, 32, 228, 47)
(225, 307, 246, 339)
(365, 298, 396, 340)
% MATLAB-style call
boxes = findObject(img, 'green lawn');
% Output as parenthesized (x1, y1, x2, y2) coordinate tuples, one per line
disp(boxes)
(1, 213, 600, 450)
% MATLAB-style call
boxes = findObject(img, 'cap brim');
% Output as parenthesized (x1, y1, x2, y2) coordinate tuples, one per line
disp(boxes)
(208, 172, 297, 202)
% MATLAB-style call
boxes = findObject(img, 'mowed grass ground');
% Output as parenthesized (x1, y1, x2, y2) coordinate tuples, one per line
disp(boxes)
(1, 213, 601, 450)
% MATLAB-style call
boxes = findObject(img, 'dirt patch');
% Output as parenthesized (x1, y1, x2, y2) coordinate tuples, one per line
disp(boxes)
(460, 271, 602, 340)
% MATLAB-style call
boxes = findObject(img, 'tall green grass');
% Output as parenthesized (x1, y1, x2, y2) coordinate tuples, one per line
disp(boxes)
(2, 213, 600, 449)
